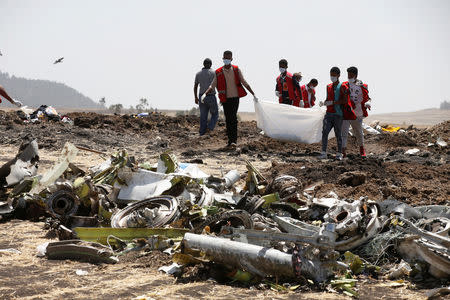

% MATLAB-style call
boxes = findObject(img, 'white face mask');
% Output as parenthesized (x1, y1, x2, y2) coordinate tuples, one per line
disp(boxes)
(330, 76, 338, 83)
(223, 59, 232, 65)
(348, 77, 356, 83)
(279, 67, 286, 73)
(310, 85, 315, 90)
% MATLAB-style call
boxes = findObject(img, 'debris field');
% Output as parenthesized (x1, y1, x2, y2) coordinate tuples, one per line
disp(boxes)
(0, 110, 449, 300)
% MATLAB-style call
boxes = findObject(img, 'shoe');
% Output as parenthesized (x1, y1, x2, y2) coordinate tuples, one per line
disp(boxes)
(318, 151, 327, 159)
(342, 147, 347, 158)
(229, 142, 237, 149)
(360, 146, 366, 158)
(336, 153, 343, 160)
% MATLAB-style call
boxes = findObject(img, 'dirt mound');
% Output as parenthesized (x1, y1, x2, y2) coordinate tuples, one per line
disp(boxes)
(69, 112, 199, 132)
(1, 110, 448, 206)
(0, 110, 23, 127)
(267, 156, 449, 206)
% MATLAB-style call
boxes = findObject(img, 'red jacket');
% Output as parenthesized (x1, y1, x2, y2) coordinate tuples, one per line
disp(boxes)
(276, 72, 300, 105)
(343, 80, 370, 117)
(326, 82, 356, 120)
(216, 65, 247, 103)
(300, 85, 315, 108)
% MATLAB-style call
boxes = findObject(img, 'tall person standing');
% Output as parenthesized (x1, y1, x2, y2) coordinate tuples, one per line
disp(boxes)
(341, 66, 372, 158)
(275, 59, 301, 106)
(194, 58, 218, 136)
(202, 50, 257, 149)
(319, 67, 356, 160)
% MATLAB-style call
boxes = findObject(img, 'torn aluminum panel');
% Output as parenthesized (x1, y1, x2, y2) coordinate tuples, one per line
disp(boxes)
(117, 169, 173, 202)
(272, 215, 319, 237)
(396, 217, 450, 278)
(30, 142, 78, 194)
(0, 139, 39, 187)
(416, 205, 450, 219)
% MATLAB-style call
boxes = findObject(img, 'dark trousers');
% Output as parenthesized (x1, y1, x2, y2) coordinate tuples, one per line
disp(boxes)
(199, 94, 218, 135)
(322, 113, 343, 153)
(281, 98, 293, 105)
(222, 97, 240, 144)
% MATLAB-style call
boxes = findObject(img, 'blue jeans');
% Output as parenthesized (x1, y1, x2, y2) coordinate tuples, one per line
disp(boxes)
(322, 113, 343, 153)
(199, 94, 218, 135)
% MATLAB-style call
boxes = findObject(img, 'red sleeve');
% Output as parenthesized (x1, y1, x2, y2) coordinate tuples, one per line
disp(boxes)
(361, 85, 369, 103)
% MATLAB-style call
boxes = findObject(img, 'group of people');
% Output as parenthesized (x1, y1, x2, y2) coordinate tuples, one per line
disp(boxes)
(194, 50, 372, 159)
(275, 59, 318, 108)
(194, 50, 257, 147)
(1, 50, 372, 160)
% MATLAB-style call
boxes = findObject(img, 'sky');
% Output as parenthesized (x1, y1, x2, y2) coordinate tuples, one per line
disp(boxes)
(1, 0, 449, 114)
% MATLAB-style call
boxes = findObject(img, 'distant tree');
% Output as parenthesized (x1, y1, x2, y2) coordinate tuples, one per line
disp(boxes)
(175, 110, 186, 117)
(109, 103, 123, 114)
(99, 97, 106, 107)
(136, 98, 149, 113)
(440, 101, 450, 110)
(188, 106, 200, 116)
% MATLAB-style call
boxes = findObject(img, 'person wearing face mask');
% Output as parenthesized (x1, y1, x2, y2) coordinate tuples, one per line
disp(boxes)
(319, 67, 356, 160)
(194, 58, 218, 136)
(341, 66, 371, 158)
(202, 50, 257, 149)
(0, 85, 22, 107)
(275, 59, 301, 106)
(300, 78, 318, 108)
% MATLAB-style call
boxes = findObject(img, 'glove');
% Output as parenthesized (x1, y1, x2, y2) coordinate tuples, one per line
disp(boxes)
(13, 99, 23, 107)
(299, 100, 304, 108)
(275, 91, 281, 97)
(324, 101, 333, 106)
(365, 101, 371, 109)
(253, 95, 258, 102)
(199, 94, 205, 103)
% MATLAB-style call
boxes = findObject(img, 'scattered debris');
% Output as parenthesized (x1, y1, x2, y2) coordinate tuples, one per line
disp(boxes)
(387, 260, 412, 279)
(75, 269, 89, 276)
(405, 148, 420, 155)
(0, 138, 39, 187)
(0, 248, 21, 255)
(382, 126, 401, 133)
(426, 286, 450, 299)
(436, 137, 448, 147)
(39, 240, 118, 264)
(0, 122, 448, 298)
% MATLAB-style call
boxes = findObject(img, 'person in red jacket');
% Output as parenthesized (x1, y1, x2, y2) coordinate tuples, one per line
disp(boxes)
(319, 67, 356, 160)
(341, 66, 372, 158)
(203, 50, 257, 149)
(275, 59, 301, 106)
(300, 78, 318, 108)
(0, 85, 22, 107)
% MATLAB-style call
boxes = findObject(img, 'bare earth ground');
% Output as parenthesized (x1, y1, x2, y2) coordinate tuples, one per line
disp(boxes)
(0, 110, 449, 299)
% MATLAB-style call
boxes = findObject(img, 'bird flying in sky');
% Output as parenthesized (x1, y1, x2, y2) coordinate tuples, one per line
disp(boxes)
(54, 57, 64, 64)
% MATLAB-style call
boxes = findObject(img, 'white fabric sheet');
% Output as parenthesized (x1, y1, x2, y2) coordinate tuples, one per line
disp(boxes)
(254, 100, 333, 144)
